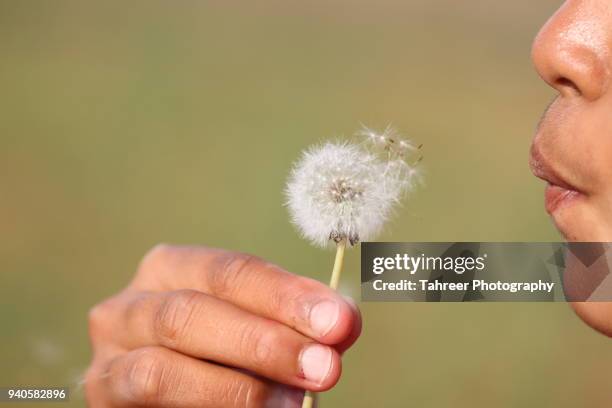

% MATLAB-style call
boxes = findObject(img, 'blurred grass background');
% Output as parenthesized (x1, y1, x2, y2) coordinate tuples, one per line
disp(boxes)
(2, 0, 611, 406)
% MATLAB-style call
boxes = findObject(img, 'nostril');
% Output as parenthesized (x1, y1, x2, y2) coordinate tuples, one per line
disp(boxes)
(554, 76, 581, 97)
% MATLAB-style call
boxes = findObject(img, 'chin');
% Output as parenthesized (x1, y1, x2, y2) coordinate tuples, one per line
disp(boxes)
(551, 199, 612, 241)
(570, 302, 612, 338)
(555, 201, 612, 338)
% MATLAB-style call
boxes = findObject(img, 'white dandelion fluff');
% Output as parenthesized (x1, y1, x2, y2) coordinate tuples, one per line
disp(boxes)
(285, 127, 421, 248)
(358, 124, 420, 159)
(288, 126, 422, 408)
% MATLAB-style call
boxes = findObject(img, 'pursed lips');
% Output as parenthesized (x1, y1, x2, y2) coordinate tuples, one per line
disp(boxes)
(529, 142, 584, 214)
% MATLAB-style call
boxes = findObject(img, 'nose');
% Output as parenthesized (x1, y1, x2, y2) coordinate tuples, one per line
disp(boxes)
(531, 1, 610, 101)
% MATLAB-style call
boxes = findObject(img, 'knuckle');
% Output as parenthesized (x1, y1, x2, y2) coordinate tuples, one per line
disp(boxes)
(239, 322, 277, 368)
(121, 347, 169, 404)
(272, 279, 314, 324)
(154, 289, 202, 347)
(209, 252, 261, 298)
(267, 281, 290, 317)
(88, 300, 114, 341)
(138, 243, 176, 276)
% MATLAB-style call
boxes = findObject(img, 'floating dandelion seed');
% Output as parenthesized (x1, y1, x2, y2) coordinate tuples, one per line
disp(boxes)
(358, 124, 418, 158)
(285, 126, 422, 408)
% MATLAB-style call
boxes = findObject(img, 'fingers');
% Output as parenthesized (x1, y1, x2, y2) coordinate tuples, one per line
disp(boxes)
(108, 289, 342, 391)
(133, 244, 360, 346)
(335, 296, 362, 354)
(99, 346, 305, 408)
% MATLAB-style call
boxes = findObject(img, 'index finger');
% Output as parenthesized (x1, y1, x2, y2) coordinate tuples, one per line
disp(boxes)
(131, 244, 359, 346)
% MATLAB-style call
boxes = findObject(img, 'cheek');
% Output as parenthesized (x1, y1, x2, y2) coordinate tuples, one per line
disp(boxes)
(569, 99, 612, 189)
(585, 102, 612, 175)
(593, 192, 612, 228)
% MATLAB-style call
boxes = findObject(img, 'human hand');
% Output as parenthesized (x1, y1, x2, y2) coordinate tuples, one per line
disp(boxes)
(85, 244, 361, 407)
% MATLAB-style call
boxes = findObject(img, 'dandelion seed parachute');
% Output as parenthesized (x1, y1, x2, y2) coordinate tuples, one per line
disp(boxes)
(285, 141, 416, 248)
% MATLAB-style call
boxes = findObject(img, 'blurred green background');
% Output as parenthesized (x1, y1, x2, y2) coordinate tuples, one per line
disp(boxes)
(2, 0, 611, 407)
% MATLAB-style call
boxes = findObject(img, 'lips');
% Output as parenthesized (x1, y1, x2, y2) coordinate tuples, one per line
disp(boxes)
(529, 143, 583, 214)
(543, 184, 580, 213)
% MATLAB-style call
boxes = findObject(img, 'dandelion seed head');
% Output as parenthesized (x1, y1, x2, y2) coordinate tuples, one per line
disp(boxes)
(286, 140, 417, 248)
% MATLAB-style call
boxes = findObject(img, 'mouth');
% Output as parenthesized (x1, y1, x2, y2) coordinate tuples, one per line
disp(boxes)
(529, 143, 583, 214)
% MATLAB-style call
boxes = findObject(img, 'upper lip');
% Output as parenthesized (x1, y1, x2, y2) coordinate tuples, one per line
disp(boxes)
(529, 143, 580, 192)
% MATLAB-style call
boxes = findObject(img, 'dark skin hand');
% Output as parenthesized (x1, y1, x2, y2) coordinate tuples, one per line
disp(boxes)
(85, 245, 361, 407)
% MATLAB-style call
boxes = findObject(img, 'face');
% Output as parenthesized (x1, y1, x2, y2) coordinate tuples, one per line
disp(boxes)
(531, 0, 612, 337)
(530, 0, 612, 241)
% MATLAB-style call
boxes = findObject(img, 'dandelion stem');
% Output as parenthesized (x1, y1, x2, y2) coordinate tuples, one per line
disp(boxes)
(302, 391, 316, 408)
(302, 239, 347, 408)
(329, 239, 346, 290)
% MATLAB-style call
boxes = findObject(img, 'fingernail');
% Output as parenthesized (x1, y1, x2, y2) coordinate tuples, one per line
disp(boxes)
(343, 295, 358, 311)
(309, 300, 339, 337)
(300, 344, 333, 385)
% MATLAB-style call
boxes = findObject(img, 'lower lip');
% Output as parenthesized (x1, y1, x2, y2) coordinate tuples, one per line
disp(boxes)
(544, 184, 580, 214)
